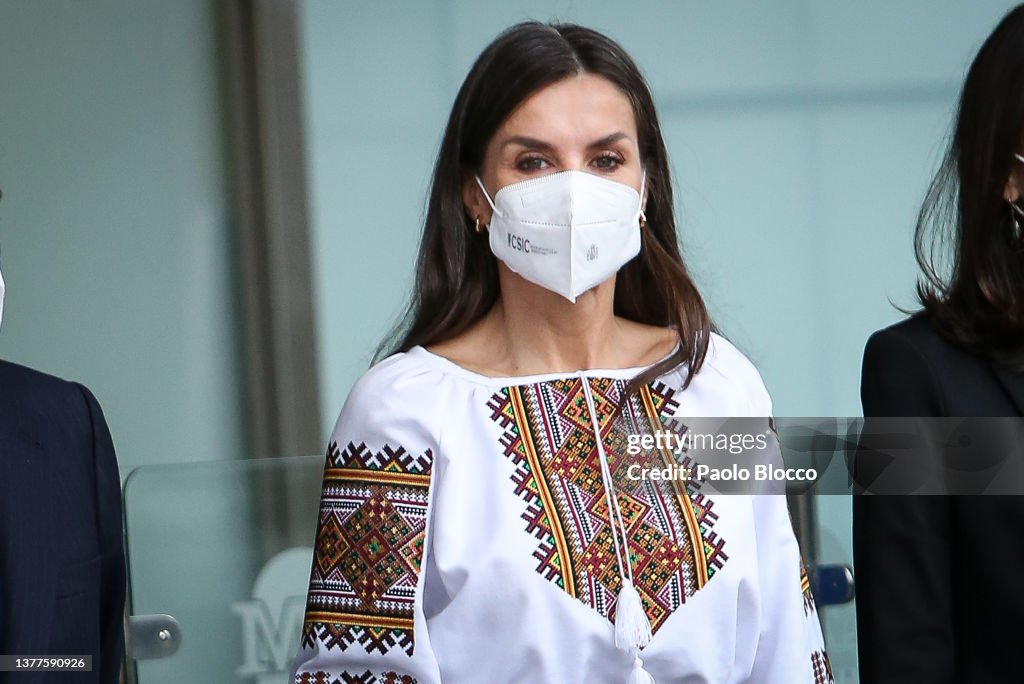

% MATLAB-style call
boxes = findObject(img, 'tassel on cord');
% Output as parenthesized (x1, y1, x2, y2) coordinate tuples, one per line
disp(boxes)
(627, 657, 656, 684)
(614, 577, 653, 652)
(579, 377, 656, 683)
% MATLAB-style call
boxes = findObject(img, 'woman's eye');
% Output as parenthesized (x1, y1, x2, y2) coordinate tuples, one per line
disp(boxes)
(592, 154, 623, 170)
(516, 156, 549, 171)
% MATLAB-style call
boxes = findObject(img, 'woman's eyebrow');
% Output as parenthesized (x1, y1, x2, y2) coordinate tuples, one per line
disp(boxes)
(500, 131, 630, 152)
(500, 135, 554, 152)
(589, 131, 629, 148)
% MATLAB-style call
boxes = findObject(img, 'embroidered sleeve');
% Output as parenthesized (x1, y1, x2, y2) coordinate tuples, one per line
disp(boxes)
(749, 493, 835, 684)
(801, 561, 836, 684)
(290, 368, 442, 684)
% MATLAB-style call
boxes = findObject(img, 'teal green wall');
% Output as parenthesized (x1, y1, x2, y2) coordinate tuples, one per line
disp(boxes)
(0, 0, 244, 475)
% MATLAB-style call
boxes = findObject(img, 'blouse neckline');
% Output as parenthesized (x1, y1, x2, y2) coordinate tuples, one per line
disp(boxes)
(408, 342, 682, 387)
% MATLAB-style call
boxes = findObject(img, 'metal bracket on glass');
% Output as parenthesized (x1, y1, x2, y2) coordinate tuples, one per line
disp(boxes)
(810, 564, 855, 606)
(128, 614, 182, 660)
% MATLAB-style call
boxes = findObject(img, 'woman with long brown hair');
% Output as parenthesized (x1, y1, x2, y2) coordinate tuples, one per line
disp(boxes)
(292, 21, 830, 684)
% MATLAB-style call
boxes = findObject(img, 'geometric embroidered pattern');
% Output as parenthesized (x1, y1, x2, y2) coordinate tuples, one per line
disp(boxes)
(800, 561, 816, 616)
(296, 672, 417, 684)
(302, 440, 433, 657)
(487, 377, 727, 635)
(811, 649, 835, 684)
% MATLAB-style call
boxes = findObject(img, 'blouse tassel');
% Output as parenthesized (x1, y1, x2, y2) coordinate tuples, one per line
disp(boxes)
(628, 657, 656, 684)
(614, 578, 652, 652)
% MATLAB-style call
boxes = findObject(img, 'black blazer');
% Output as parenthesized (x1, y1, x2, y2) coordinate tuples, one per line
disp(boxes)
(853, 313, 1024, 684)
(0, 360, 126, 683)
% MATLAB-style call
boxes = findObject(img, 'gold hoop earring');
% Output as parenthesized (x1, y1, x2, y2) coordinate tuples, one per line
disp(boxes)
(474, 216, 486, 234)
(639, 210, 648, 229)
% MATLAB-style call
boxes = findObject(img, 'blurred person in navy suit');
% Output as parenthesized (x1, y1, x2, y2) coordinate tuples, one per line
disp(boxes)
(0, 259, 126, 682)
(854, 5, 1024, 683)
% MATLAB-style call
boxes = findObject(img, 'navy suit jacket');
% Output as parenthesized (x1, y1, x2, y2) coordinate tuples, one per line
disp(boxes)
(0, 360, 125, 683)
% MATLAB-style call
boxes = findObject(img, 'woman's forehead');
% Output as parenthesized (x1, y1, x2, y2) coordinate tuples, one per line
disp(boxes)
(492, 73, 638, 150)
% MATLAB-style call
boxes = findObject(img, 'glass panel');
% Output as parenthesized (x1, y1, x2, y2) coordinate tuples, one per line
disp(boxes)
(123, 455, 324, 684)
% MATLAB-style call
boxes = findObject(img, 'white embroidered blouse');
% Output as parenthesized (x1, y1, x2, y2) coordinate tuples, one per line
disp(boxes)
(290, 333, 833, 684)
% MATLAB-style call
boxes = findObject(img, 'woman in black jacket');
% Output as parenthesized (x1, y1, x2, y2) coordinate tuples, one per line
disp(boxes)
(854, 5, 1024, 682)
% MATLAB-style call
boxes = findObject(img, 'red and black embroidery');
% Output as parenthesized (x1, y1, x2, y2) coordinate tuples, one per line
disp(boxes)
(488, 377, 727, 634)
(301, 440, 433, 657)
(811, 649, 835, 684)
(800, 561, 817, 616)
(297, 671, 417, 684)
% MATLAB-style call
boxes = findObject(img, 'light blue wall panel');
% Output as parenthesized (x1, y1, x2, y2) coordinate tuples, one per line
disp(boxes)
(300, 1, 455, 430)
(0, 0, 244, 473)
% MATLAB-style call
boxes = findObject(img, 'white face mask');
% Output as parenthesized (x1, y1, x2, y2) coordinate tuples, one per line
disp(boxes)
(476, 170, 645, 303)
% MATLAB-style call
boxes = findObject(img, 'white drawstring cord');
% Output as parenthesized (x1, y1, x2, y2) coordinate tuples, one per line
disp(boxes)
(579, 374, 655, 684)
(580, 375, 630, 583)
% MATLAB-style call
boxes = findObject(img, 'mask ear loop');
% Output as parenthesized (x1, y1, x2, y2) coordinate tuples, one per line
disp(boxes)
(1009, 200, 1024, 246)
(638, 171, 648, 228)
(472, 176, 499, 235)
(1011, 155, 1024, 246)
(474, 176, 498, 213)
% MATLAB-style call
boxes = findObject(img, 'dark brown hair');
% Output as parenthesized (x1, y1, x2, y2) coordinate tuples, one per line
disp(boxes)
(379, 21, 712, 391)
(915, 4, 1024, 366)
